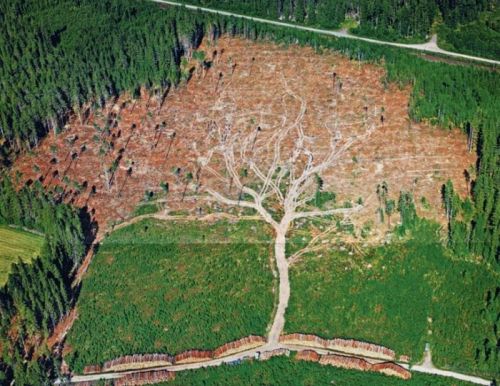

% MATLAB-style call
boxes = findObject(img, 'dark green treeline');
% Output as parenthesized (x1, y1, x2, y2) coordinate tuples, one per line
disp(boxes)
(0, 176, 87, 384)
(175, 0, 495, 42)
(175, 0, 500, 59)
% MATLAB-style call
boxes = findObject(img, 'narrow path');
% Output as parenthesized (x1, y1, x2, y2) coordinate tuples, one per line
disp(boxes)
(149, 0, 499, 65)
(421, 343, 435, 370)
(74, 210, 261, 284)
(267, 232, 289, 345)
(111, 210, 262, 232)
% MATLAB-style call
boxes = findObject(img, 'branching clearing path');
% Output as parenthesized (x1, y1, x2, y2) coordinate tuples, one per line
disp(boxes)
(24, 18, 481, 383)
(197, 71, 374, 345)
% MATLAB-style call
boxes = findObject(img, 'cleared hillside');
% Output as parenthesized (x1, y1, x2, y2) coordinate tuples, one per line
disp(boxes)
(13, 37, 475, 241)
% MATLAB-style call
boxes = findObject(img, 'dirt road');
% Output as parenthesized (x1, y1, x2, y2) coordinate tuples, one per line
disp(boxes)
(150, 0, 499, 65)
(61, 343, 493, 385)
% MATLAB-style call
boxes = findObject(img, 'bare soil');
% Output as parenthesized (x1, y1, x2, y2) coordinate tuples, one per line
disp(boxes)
(13, 37, 475, 240)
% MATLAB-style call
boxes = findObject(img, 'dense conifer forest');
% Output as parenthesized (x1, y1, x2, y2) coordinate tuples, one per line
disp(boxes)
(0, 177, 87, 383)
(175, 0, 499, 52)
(437, 1, 500, 59)
(64, 219, 274, 373)
(0, 0, 498, 383)
(0, 0, 203, 158)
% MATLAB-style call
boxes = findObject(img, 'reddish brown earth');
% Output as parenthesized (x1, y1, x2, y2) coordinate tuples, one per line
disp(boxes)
(46, 309, 77, 350)
(13, 37, 474, 240)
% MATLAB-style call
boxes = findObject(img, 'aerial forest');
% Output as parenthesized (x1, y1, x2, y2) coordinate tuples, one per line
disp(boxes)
(0, 0, 498, 383)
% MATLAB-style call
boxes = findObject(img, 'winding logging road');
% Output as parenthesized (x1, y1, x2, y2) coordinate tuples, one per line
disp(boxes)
(150, 0, 499, 66)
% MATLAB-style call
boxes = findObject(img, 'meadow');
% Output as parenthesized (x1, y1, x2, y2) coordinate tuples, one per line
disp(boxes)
(65, 218, 275, 373)
(0, 226, 44, 285)
(286, 220, 498, 377)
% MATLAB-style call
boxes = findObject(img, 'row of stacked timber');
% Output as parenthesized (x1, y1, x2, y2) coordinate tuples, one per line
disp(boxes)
(83, 335, 266, 373)
(258, 348, 290, 361)
(103, 354, 174, 371)
(279, 333, 397, 360)
(296, 350, 411, 380)
(213, 336, 266, 358)
(82, 334, 409, 377)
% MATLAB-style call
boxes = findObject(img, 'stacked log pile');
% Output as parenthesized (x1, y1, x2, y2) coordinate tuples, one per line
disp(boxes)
(319, 354, 372, 371)
(82, 335, 266, 372)
(294, 350, 320, 362)
(79, 334, 409, 380)
(372, 362, 412, 380)
(214, 335, 266, 358)
(295, 350, 411, 380)
(103, 354, 174, 371)
(399, 355, 411, 363)
(114, 370, 175, 386)
(174, 349, 213, 364)
(279, 333, 327, 349)
(327, 338, 395, 360)
(82, 365, 101, 374)
(279, 334, 396, 360)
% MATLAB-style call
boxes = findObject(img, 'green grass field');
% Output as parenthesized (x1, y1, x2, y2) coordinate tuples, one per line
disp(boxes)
(286, 220, 498, 377)
(131, 202, 160, 217)
(0, 225, 44, 285)
(163, 356, 472, 385)
(65, 218, 275, 373)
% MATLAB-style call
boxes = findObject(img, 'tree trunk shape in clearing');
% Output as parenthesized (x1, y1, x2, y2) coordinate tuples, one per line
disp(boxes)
(194, 72, 381, 344)
(268, 231, 289, 345)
